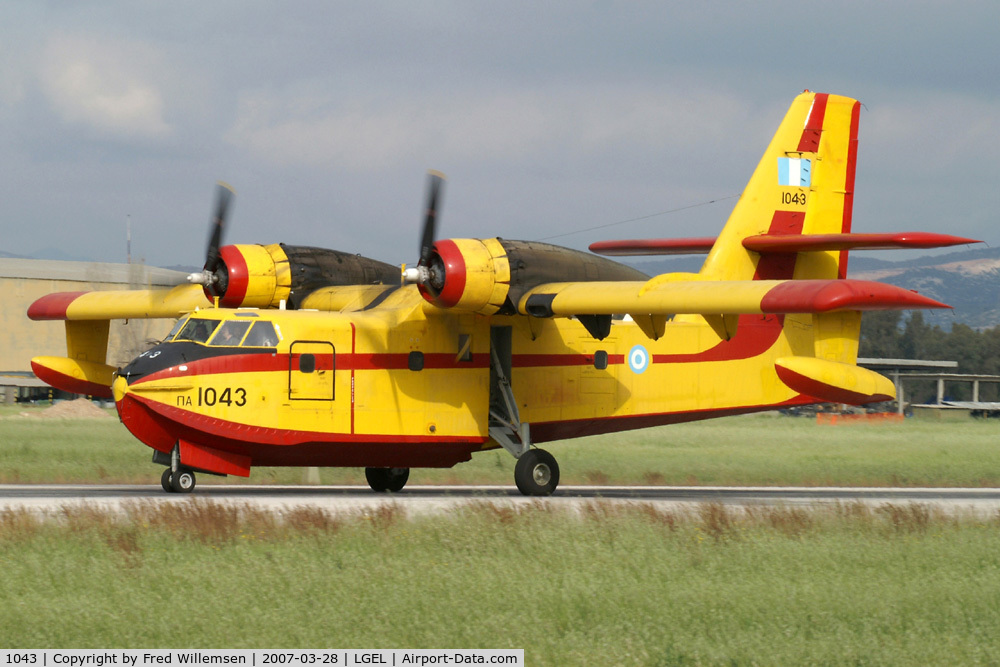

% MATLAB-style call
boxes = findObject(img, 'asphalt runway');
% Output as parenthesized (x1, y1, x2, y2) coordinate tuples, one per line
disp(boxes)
(3, 484, 1000, 516)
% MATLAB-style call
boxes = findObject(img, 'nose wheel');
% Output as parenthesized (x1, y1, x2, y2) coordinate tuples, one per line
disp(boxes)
(160, 467, 196, 493)
(514, 448, 559, 496)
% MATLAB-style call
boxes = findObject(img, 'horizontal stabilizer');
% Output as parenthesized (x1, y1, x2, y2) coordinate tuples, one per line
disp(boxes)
(28, 284, 209, 321)
(588, 238, 717, 256)
(775, 356, 895, 405)
(31, 356, 116, 399)
(743, 232, 980, 253)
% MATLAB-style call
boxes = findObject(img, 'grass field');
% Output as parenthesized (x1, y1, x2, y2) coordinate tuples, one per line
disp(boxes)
(4, 408, 1000, 662)
(2, 404, 999, 487)
(2, 500, 999, 664)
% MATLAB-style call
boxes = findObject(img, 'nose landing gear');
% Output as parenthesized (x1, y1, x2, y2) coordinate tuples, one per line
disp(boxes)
(160, 467, 196, 493)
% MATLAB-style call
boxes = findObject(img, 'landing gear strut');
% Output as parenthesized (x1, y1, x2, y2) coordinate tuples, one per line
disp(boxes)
(514, 448, 560, 496)
(365, 467, 410, 493)
(161, 467, 196, 493)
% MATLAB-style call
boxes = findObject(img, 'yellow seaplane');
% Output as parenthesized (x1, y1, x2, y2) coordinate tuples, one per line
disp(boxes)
(28, 91, 978, 495)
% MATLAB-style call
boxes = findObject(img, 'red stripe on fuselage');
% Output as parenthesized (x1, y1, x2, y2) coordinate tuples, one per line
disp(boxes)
(130, 338, 786, 386)
(130, 351, 494, 385)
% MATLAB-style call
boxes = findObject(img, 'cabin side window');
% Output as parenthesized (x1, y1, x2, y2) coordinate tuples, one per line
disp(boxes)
(242, 321, 279, 347)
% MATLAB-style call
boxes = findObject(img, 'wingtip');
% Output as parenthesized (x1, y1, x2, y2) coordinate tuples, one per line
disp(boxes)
(27, 291, 87, 320)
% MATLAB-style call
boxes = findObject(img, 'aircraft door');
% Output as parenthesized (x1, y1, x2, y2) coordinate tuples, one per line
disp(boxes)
(288, 341, 335, 401)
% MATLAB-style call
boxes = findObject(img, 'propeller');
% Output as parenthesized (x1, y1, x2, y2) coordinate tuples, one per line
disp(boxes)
(187, 182, 235, 294)
(403, 170, 445, 290)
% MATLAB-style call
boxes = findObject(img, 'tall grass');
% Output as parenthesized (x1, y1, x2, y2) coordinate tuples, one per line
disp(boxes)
(3, 408, 1000, 487)
(1, 500, 999, 664)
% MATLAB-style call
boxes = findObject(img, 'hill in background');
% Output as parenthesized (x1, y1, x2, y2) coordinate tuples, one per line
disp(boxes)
(629, 245, 1000, 330)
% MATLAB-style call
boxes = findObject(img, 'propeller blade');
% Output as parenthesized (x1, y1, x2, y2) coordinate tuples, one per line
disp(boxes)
(419, 171, 445, 266)
(204, 182, 235, 272)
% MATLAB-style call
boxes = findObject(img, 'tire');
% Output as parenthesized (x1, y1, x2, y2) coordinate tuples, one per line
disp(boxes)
(170, 468, 196, 493)
(514, 449, 560, 496)
(161, 468, 174, 493)
(365, 467, 410, 493)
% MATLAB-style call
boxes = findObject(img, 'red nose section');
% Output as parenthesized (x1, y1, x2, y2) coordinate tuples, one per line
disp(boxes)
(115, 388, 251, 476)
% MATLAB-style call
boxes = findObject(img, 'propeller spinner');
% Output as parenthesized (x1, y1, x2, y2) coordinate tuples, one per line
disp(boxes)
(187, 182, 235, 293)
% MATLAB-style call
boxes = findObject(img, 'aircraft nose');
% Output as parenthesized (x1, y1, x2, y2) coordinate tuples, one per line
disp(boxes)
(112, 374, 130, 403)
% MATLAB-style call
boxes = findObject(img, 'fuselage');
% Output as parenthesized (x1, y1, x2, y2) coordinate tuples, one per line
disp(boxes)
(113, 284, 816, 477)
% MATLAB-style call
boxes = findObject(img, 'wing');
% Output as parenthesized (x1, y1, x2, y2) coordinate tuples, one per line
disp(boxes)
(589, 232, 979, 256)
(520, 278, 948, 318)
(27, 285, 211, 398)
(27, 284, 210, 321)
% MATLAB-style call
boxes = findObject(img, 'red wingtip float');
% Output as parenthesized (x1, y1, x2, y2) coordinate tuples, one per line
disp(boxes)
(27, 91, 981, 496)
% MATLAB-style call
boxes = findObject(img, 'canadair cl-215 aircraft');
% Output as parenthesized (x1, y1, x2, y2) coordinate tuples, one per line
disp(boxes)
(28, 91, 979, 495)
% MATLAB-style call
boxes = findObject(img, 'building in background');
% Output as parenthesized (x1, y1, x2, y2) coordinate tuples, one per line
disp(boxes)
(0, 259, 187, 402)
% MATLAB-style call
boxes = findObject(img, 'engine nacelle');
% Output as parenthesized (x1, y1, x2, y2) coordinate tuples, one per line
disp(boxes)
(208, 243, 402, 309)
(415, 238, 650, 315)
(209, 244, 291, 308)
(418, 238, 511, 314)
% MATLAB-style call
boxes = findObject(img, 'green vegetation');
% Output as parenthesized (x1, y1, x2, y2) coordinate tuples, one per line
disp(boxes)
(860, 310, 1000, 402)
(3, 406, 1000, 487)
(2, 501, 999, 664)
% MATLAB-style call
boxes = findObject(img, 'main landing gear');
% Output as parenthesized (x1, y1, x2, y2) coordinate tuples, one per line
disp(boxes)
(513, 448, 560, 496)
(365, 467, 410, 493)
(160, 467, 196, 493)
(487, 328, 560, 496)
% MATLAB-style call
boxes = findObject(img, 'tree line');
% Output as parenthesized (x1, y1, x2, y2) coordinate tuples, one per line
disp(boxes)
(859, 311, 1000, 403)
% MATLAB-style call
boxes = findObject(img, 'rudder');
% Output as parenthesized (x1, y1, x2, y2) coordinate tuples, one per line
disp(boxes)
(699, 92, 861, 282)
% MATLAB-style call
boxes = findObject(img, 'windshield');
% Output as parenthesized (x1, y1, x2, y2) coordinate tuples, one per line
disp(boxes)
(165, 316, 188, 341)
(173, 318, 221, 344)
(208, 320, 253, 346)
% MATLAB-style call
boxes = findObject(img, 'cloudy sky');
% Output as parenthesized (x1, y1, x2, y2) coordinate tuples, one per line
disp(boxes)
(1, 2, 997, 268)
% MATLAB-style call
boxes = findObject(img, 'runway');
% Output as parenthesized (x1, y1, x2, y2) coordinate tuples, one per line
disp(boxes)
(3, 484, 1000, 516)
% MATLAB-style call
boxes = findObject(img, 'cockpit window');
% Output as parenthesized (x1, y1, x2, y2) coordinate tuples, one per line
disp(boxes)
(242, 321, 279, 347)
(209, 320, 252, 347)
(174, 318, 221, 344)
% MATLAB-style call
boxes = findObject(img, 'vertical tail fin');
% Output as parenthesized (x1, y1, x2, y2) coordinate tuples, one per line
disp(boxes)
(699, 92, 861, 281)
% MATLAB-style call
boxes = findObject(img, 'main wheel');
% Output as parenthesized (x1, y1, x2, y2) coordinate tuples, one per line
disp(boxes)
(160, 468, 174, 493)
(514, 449, 560, 496)
(170, 468, 196, 493)
(365, 467, 410, 493)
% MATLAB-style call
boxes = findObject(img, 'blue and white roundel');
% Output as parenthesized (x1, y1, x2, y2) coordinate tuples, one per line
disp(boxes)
(628, 344, 650, 374)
